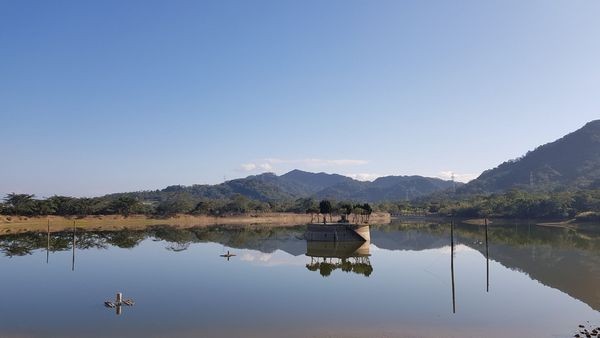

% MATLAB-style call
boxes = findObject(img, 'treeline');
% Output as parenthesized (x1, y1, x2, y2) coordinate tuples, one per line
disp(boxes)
(9, 188, 599, 221)
(375, 189, 600, 220)
(0, 193, 373, 220)
(1, 194, 150, 217)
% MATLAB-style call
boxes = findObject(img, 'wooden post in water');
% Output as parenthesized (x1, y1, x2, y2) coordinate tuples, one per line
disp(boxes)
(485, 218, 489, 293)
(72, 221, 76, 271)
(450, 217, 456, 314)
(46, 219, 50, 264)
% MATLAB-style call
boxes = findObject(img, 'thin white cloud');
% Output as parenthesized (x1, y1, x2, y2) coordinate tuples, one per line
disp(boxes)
(263, 158, 368, 167)
(239, 162, 273, 172)
(437, 171, 478, 183)
(345, 173, 382, 181)
(238, 158, 368, 174)
(240, 163, 257, 171)
(258, 163, 273, 171)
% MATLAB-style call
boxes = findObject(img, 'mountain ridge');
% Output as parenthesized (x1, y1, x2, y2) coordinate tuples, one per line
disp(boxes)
(120, 170, 458, 203)
(462, 119, 600, 194)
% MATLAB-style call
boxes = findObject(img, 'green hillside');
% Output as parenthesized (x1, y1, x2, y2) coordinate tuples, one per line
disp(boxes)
(118, 170, 456, 204)
(463, 120, 600, 193)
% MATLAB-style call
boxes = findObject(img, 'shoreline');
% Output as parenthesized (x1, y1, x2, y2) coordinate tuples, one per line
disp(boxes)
(0, 212, 391, 235)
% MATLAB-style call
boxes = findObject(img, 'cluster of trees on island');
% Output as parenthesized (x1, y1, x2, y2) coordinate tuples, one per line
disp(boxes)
(313, 200, 373, 223)
(2, 187, 600, 221)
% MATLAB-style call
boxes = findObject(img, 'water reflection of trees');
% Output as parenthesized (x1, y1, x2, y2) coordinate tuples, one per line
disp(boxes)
(0, 225, 306, 257)
(102, 230, 146, 249)
(0, 231, 101, 257)
(305, 239, 372, 277)
(0, 233, 43, 257)
(306, 256, 373, 277)
(2, 221, 599, 259)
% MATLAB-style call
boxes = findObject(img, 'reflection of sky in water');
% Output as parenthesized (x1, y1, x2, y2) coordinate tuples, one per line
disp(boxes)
(239, 250, 306, 267)
(0, 227, 598, 338)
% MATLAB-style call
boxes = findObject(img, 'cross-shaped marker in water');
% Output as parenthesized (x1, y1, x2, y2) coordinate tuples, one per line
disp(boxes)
(220, 250, 236, 261)
(104, 293, 134, 315)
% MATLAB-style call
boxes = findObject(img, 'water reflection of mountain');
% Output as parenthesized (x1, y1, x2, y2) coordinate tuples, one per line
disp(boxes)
(468, 239, 600, 312)
(371, 222, 600, 312)
(370, 227, 448, 251)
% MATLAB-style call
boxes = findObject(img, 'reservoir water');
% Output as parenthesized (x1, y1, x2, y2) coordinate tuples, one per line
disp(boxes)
(0, 220, 599, 337)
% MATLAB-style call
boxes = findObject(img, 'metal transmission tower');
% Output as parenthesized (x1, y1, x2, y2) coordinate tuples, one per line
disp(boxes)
(529, 171, 534, 188)
(451, 172, 456, 193)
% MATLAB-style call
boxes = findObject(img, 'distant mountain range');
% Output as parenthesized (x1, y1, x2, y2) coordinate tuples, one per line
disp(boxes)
(462, 120, 600, 193)
(121, 119, 600, 203)
(125, 169, 459, 203)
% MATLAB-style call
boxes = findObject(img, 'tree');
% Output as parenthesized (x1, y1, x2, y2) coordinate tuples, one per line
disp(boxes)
(109, 196, 139, 217)
(306, 206, 320, 223)
(222, 194, 250, 214)
(362, 203, 373, 223)
(352, 204, 364, 223)
(3, 193, 37, 216)
(319, 200, 332, 223)
(339, 203, 353, 216)
(191, 199, 218, 215)
(72, 198, 96, 216)
(47, 196, 78, 216)
(336, 202, 353, 222)
(156, 193, 194, 216)
(35, 199, 57, 215)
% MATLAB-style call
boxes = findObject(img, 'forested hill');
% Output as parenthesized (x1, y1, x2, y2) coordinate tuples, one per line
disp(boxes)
(120, 170, 457, 203)
(461, 120, 600, 194)
(314, 175, 458, 201)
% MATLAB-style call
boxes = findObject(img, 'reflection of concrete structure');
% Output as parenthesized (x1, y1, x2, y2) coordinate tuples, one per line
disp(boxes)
(305, 226, 372, 277)
(306, 240, 370, 258)
(305, 223, 370, 242)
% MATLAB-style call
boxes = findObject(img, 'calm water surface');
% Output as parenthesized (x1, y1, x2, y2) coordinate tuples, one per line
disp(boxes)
(0, 220, 599, 338)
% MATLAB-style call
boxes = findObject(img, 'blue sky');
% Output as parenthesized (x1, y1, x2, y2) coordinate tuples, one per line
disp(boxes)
(1, 0, 599, 197)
